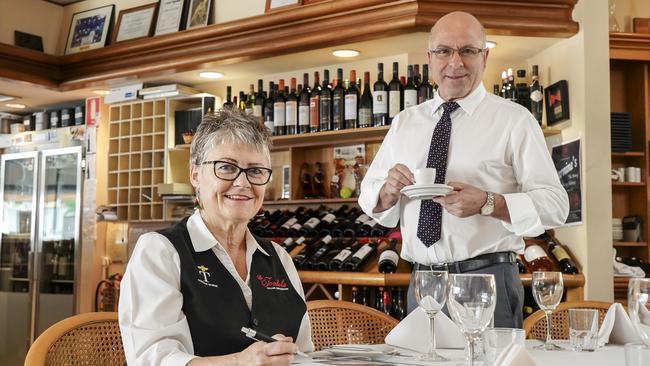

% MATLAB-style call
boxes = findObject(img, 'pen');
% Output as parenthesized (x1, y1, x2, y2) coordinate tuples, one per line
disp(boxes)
(241, 326, 309, 358)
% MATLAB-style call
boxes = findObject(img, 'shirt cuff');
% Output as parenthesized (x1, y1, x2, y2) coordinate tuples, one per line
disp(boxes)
(501, 192, 545, 237)
(360, 180, 401, 228)
(164, 351, 198, 366)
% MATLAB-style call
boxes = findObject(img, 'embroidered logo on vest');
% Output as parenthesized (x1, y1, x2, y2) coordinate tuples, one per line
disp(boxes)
(255, 274, 288, 291)
(197, 265, 218, 288)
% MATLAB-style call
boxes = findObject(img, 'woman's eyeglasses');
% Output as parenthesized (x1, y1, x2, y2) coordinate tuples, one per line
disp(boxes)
(201, 160, 272, 185)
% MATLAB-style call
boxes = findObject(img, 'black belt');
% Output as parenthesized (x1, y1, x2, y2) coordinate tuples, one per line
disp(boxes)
(413, 251, 517, 274)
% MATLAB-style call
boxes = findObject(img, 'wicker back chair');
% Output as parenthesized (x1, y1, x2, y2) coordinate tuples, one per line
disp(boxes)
(522, 300, 612, 340)
(24, 312, 125, 366)
(307, 300, 399, 351)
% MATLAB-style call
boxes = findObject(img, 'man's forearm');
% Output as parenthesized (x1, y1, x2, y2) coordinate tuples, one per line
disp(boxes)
(373, 183, 398, 213)
(490, 193, 511, 223)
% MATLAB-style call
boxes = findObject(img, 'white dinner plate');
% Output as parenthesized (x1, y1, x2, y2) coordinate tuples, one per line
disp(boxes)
(400, 183, 453, 200)
(326, 344, 395, 360)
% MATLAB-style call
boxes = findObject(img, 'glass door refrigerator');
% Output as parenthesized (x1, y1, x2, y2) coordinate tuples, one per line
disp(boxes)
(0, 146, 82, 366)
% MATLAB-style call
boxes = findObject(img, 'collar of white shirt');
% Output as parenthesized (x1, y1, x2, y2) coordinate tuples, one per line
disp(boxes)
(186, 211, 270, 257)
(430, 83, 487, 117)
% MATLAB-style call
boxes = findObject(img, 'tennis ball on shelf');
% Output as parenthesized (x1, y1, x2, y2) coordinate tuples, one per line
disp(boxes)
(340, 187, 353, 198)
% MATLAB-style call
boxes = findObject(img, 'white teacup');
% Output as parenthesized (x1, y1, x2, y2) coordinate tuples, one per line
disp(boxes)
(414, 168, 436, 185)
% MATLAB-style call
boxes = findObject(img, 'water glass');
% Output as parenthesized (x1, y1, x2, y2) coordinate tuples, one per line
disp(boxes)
(531, 271, 564, 351)
(628, 278, 650, 347)
(484, 328, 525, 364)
(625, 343, 650, 366)
(568, 309, 599, 351)
(414, 270, 449, 362)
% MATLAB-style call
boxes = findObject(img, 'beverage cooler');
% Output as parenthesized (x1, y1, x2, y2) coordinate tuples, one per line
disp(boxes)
(0, 146, 82, 366)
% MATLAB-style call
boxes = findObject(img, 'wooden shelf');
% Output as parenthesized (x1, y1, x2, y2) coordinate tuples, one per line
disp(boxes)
(542, 128, 561, 137)
(270, 126, 390, 151)
(613, 241, 648, 247)
(264, 198, 358, 206)
(612, 181, 646, 186)
(612, 151, 645, 157)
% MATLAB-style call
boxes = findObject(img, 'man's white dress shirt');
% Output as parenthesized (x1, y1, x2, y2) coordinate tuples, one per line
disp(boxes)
(359, 84, 569, 265)
(119, 211, 314, 366)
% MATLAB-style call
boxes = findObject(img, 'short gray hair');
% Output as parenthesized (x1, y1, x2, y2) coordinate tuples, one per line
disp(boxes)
(190, 107, 272, 167)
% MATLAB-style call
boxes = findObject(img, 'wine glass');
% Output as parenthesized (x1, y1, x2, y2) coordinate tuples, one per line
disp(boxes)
(531, 271, 564, 350)
(414, 270, 449, 362)
(447, 274, 497, 366)
(628, 278, 650, 347)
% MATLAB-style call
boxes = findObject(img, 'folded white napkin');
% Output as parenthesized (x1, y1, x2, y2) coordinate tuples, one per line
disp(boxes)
(613, 260, 646, 277)
(493, 343, 537, 366)
(598, 302, 643, 346)
(384, 306, 465, 352)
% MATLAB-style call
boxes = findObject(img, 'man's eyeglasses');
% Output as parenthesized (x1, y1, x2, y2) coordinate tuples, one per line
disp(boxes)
(201, 160, 272, 185)
(428, 46, 486, 60)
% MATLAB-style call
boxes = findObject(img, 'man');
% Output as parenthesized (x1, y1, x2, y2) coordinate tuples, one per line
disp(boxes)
(358, 11, 569, 328)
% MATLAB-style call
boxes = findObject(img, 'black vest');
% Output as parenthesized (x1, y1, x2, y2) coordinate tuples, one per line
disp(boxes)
(158, 218, 306, 357)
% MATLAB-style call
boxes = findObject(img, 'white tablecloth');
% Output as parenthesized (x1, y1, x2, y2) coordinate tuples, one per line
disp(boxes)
(296, 340, 626, 366)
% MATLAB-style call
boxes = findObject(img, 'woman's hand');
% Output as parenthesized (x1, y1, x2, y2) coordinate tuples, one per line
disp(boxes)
(236, 335, 297, 366)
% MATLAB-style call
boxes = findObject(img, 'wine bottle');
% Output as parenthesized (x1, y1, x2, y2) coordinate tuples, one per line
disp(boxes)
(248, 209, 270, 231)
(245, 84, 255, 115)
(344, 70, 359, 129)
(523, 240, 554, 271)
(287, 208, 316, 237)
(223, 86, 234, 108)
(507, 68, 517, 102)
(515, 69, 530, 110)
(329, 207, 361, 237)
(403, 65, 417, 109)
(310, 71, 321, 133)
(530, 65, 544, 126)
(298, 73, 311, 134)
(328, 240, 361, 271)
(372, 62, 389, 126)
(263, 81, 275, 132)
(264, 209, 292, 237)
(294, 235, 332, 269)
(381, 287, 392, 316)
(351, 286, 361, 304)
(253, 79, 265, 118)
(274, 207, 305, 236)
(344, 240, 377, 271)
(298, 210, 329, 237)
(500, 71, 508, 98)
(388, 62, 402, 123)
(252, 210, 282, 236)
(332, 68, 346, 130)
(315, 238, 348, 270)
(361, 286, 370, 306)
(413, 64, 421, 88)
(546, 237, 579, 274)
(285, 78, 298, 135)
(359, 71, 373, 128)
(306, 235, 337, 269)
(378, 238, 399, 273)
(320, 69, 332, 132)
(273, 80, 286, 136)
(418, 64, 434, 104)
(393, 287, 406, 320)
(238, 91, 246, 111)
(375, 286, 385, 311)
(280, 237, 295, 253)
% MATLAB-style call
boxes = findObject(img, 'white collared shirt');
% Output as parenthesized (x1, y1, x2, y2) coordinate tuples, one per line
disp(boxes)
(359, 84, 569, 264)
(119, 211, 314, 366)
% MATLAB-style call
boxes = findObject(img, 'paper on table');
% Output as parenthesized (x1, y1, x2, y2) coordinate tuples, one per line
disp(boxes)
(384, 306, 465, 352)
(493, 343, 538, 366)
(597, 302, 642, 346)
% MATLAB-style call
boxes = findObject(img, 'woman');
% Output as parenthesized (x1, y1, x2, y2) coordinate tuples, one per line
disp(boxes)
(119, 108, 313, 366)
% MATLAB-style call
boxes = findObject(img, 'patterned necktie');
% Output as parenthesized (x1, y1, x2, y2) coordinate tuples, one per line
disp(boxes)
(417, 101, 460, 247)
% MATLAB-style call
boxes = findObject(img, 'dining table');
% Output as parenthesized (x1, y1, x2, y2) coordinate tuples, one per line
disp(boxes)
(294, 340, 629, 366)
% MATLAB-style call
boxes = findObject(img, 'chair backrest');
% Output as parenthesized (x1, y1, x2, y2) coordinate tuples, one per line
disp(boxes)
(24, 312, 125, 366)
(522, 300, 612, 340)
(307, 300, 399, 351)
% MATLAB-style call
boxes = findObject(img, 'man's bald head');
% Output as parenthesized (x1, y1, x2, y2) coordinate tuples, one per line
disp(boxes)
(428, 12, 486, 50)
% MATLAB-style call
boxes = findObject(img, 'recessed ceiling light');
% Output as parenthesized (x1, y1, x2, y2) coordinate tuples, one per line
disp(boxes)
(0, 95, 15, 103)
(5, 103, 26, 109)
(332, 49, 360, 58)
(199, 71, 224, 79)
(486, 41, 497, 49)
(92, 89, 110, 95)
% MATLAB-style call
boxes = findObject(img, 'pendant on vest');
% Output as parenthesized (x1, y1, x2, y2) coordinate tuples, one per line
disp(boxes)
(197, 265, 219, 288)
(255, 274, 289, 291)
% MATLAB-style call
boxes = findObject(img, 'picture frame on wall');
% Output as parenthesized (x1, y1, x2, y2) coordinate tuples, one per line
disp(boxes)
(265, 0, 302, 13)
(186, 0, 212, 30)
(65, 5, 115, 55)
(114, 3, 158, 43)
(155, 0, 189, 36)
(545, 79, 570, 126)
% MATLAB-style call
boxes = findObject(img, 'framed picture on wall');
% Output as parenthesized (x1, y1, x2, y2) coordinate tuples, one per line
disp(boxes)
(545, 79, 570, 126)
(155, 0, 189, 36)
(265, 0, 302, 13)
(113, 3, 158, 43)
(65, 5, 115, 55)
(186, 0, 212, 30)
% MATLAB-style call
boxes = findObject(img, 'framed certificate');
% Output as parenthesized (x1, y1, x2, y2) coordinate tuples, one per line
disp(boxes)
(155, 0, 188, 36)
(265, 0, 302, 13)
(114, 3, 158, 43)
(65, 5, 114, 55)
(186, 0, 212, 30)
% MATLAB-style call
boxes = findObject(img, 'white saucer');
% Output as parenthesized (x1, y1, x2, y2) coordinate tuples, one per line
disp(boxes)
(400, 183, 453, 200)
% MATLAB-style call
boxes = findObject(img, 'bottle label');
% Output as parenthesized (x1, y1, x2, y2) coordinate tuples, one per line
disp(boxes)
(253, 105, 263, 117)
(309, 97, 320, 128)
(344, 95, 358, 120)
(299, 105, 310, 126)
(285, 101, 297, 125)
(524, 244, 548, 262)
(389, 90, 401, 117)
(291, 223, 302, 231)
(264, 121, 274, 132)
(355, 214, 370, 224)
(404, 90, 417, 108)
(321, 95, 331, 125)
(359, 108, 371, 126)
(551, 246, 571, 262)
(245, 107, 253, 115)
(281, 217, 298, 229)
(304, 217, 320, 229)
(530, 90, 543, 102)
(373, 91, 388, 113)
(333, 95, 343, 125)
(273, 103, 285, 126)
(333, 249, 352, 262)
(379, 250, 399, 265)
(322, 213, 335, 224)
(75, 112, 83, 119)
(353, 245, 373, 260)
